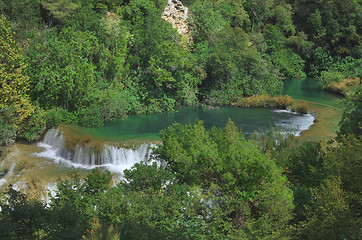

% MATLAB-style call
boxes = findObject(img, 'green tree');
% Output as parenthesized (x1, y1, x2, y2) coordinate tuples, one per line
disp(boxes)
(0, 17, 35, 138)
(324, 135, 362, 222)
(26, 27, 98, 111)
(156, 120, 294, 238)
(250, 130, 327, 225)
(0, 109, 16, 145)
(263, 25, 306, 78)
(301, 135, 362, 239)
(188, 0, 229, 43)
(0, 0, 42, 42)
(51, 169, 112, 221)
(41, 0, 82, 24)
(293, 0, 361, 57)
(302, 176, 353, 239)
(245, 0, 295, 35)
(283, 141, 325, 223)
(0, 185, 88, 240)
(203, 27, 283, 104)
(0, 186, 50, 239)
(338, 86, 362, 138)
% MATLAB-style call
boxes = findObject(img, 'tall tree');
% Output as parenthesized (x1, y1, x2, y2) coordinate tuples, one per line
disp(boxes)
(0, 17, 34, 127)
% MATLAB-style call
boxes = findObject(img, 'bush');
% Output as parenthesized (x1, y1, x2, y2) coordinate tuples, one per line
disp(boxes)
(318, 70, 344, 87)
(20, 107, 46, 141)
(290, 102, 310, 114)
(0, 110, 16, 146)
(325, 77, 360, 95)
(237, 95, 293, 108)
(44, 107, 76, 128)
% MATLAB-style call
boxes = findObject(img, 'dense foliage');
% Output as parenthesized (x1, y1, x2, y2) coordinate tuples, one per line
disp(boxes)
(1, 120, 293, 239)
(0, 0, 360, 142)
(0, 1, 361, 238)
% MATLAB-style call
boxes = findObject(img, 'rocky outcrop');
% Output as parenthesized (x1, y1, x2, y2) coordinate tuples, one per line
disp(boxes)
(162, 0, 191, 36)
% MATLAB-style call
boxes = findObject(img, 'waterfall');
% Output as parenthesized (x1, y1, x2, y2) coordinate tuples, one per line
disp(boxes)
(0, 160, 17, 189)
(273, 110, 315, 136)
(37, 129, 154, 173)
(7, 161, 17, 177)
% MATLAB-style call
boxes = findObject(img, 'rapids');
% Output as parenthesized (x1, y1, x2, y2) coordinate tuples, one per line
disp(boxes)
(36, 129, 154, 173)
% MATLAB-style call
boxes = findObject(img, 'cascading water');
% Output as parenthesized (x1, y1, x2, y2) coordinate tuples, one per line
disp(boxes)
(273, 110, 315, 136)
(6, 160, 17, 177)
(37, 129, 154, 173)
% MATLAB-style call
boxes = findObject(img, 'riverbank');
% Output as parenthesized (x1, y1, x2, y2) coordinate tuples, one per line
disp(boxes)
(295, 100, 342, 143)
(0, 99, 342, 198)
(0, 143, 76, 199)
(325, 78, 360, 96)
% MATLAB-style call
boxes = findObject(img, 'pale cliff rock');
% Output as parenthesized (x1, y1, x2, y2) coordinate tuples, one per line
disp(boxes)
(162, 0, 191, 37)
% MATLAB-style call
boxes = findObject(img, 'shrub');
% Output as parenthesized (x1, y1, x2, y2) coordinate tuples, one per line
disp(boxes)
(44, 107, 76, 128)
(237, 95, 293, 108)
(319, 70, 344, 87)
(20, 107, 46, 141)
(0, 109, 16, 146)
(290, 102, 310, 114)
(325, 77, 360, 95)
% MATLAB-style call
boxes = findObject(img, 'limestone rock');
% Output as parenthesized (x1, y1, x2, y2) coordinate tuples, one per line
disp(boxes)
(162, 0, 191, 36)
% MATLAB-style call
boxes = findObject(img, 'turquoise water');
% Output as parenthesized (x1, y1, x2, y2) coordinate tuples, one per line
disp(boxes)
(283, 78, 342, 107)
(82, 107, 307, 140)
(71, 79, 341, 141)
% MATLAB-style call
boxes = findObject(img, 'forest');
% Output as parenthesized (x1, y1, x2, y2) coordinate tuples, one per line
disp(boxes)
(0, 0, 361, 239)
(0, 0, 361, 141)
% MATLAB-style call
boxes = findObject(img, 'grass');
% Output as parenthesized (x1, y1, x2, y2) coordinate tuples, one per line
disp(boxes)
(236, 95, 293, 108)
(289, 102, 310, 114)
(326, 77, 360, 96)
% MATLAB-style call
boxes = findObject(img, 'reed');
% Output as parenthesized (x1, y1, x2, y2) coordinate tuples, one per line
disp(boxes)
(326, 77, 360, 95)
(290, 102, 310, 114)
(236, 95, 293, 109)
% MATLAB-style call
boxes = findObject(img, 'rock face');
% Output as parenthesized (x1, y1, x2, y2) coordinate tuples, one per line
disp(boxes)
(162, 0, 191, 36)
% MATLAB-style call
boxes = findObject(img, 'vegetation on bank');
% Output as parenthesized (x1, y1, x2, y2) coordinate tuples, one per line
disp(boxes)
(0, 0, 361, 144)
(324, 77, 360, 96)
(236, 95, 293, 108)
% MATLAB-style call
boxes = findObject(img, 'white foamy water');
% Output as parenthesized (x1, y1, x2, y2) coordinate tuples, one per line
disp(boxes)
(42, 182, 58, 205)
(7, 161, 17, 177)
(12, 180, 26, 193)
(36, 129, 154, 173)
(273, 110, 315, 136)
(0, 179, 7, 188)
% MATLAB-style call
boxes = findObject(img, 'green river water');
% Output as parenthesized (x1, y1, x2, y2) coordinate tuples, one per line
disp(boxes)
(0, 79, 342, 193)
(72, 78, 341, 142)
(282, 78, 341, 106)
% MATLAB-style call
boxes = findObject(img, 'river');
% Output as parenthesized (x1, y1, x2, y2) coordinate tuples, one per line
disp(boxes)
(0, 79, 342, 195)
